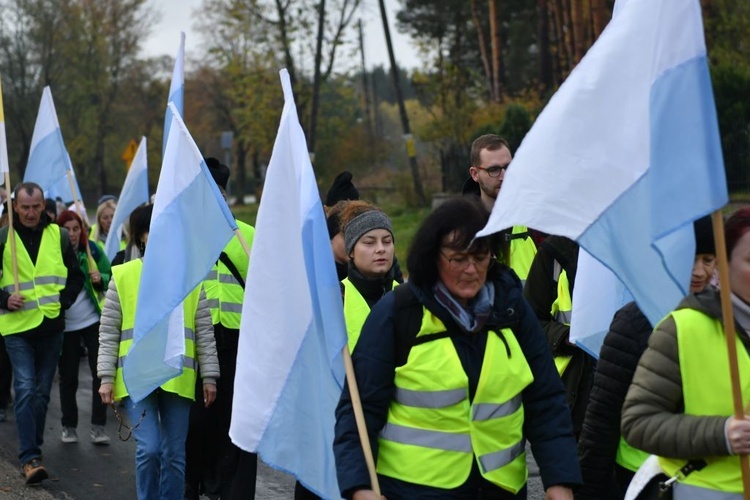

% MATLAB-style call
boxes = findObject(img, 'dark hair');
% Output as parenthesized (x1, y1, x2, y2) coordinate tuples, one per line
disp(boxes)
(12, 182, 43, 200)
(726, 207, 750, 260)
(407, 197, 493, 287)
(56, 210, 87, 249)
(128, 204, 153, 252)
(45, 198, 57, 215)
(470, 134, 510, 167)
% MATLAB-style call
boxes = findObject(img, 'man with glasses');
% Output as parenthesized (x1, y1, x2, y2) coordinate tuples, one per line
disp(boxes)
(463, 134, 538, 285)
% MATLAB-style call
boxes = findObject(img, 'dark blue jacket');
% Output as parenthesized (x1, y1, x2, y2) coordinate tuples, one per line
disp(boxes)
(334, 266, 582, 498)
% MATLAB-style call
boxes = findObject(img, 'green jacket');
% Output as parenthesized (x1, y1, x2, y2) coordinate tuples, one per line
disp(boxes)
(79, 240, 111, 313)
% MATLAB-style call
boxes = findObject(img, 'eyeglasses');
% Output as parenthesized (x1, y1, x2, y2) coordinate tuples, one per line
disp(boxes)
(440, 251, 493, 272)
(475, 165, 509, 178)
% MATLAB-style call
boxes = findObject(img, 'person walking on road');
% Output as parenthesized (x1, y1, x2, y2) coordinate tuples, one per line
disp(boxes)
(334, 197, 580, 499)
(56, 210, 112, 445)
(97, 205, 219, 500)
(0, 182, 84, 484)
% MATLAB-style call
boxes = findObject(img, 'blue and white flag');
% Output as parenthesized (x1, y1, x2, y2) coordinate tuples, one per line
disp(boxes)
(122, 102, 237, 403)
(477, 0, 728, 333)
(104, 136, 149, 261)
(230, 69, 347, 499)
(46, 153, 82, 204)
(24, 87, 69, 192)
(162, 32, 185, 155)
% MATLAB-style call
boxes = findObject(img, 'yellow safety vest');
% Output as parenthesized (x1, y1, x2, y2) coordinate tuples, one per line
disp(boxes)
(616, 436, 650, 472)
(509, 226, 537, 285)
(112, 259, 200, 401)
(204, 220, 254, 328)
(0, 225, 67, 335)
(89, 225, 125, 252)
(658, 308, 750, 494)
(550, 269, 573, 375)
(377, 310, 533, 492)
(341, 278, 397, 353)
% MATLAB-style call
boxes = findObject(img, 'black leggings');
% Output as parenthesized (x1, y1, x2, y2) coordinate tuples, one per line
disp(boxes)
(58, 322, 106, 427)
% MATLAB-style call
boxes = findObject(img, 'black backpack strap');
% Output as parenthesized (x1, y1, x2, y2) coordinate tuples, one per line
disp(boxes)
(393, 284, 424, 366)
(504, 230, 531, 241)
(539, 240, 576, 292)
(218, 252, 245, 289)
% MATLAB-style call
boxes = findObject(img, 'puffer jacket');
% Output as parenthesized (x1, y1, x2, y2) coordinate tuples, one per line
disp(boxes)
(577, 301, 652, 499)
(621, 288, 749, 458)
(97, 278, 219, 387)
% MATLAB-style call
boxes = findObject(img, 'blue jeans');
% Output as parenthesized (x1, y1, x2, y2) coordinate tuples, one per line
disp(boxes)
(4, 332, 64, 465)
(122, 390, 192, 500)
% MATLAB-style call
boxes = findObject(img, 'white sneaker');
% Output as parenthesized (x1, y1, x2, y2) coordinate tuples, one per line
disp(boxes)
(90, 425, 110, 445)
(61, 426, 78, 443)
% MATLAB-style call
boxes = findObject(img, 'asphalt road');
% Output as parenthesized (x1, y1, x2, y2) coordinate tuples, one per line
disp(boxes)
(0, 359, 547, 499)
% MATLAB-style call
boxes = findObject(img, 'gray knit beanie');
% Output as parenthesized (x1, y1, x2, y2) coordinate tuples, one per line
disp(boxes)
(344, 210, 394, 254)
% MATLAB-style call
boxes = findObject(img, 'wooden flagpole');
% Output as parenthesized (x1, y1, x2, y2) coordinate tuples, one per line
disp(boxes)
(712, 210, 750, 498)
(4, 173, 19, 294)
(65, 169, 96, 271)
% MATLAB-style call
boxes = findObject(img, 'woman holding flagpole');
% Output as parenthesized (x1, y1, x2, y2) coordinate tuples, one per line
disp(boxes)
(55, 210, 111, 445)
(334, 196, 580, 499)
(622, 207, 750, 498)
(96, 205, 220, 500)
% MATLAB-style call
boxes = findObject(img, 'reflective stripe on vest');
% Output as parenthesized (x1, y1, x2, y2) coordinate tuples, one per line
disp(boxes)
(377, 309, 532, 493)
(509, 226, 537, 285)
(550, 269, 573, 376)
(0, 225, 67, 335)
(111, 259, 201, 401)
(342, 278, 398, 353)
(658, 309, 750, 494)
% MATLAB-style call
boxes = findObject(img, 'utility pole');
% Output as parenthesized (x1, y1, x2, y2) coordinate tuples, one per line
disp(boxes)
(377, 0, 426, 206)
(357, 19, 372, 138)
(308, 0, 327, 163)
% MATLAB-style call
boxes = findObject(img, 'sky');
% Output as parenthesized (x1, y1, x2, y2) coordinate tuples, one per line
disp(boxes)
(142, 0, 422, 71)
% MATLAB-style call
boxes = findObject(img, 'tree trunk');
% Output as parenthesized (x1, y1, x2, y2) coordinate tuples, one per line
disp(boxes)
(488, 0, 503, 101)
(470, 0, 494, 102)
(590, 0, 607, 40)
(235, 140, 248, 202)
(559, 0, 575, 75)
(308, 0, 326, 158)
(538, 0, 554, 94)
(570, 0, 584, 65)
(550, 0, 566, 83)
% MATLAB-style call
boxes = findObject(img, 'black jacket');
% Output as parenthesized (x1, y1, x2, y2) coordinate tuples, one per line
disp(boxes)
(334, 266, 581, 498)
(576, 301, 652, 499)
(523, 235, 594, 435)
(0, 215, 84, 336)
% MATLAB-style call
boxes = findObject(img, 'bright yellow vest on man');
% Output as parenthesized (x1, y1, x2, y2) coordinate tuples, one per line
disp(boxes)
(341, 278, 397, 353)
(204, 220, 254, 328)
(112, 259, 200, 401)
(509, 226, 537, 284)
(377, 309, 533, 492)
(550, 269, 573, 375)
(658, 308, 750, 494)
(0, 225, 67, 335)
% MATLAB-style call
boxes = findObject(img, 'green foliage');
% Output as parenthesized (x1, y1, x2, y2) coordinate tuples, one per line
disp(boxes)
(498, 103, 532, 153)
(711, 62, 750, 193)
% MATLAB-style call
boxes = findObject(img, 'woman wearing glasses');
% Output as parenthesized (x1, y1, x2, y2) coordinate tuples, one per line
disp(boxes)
(334, 196, 580, 499)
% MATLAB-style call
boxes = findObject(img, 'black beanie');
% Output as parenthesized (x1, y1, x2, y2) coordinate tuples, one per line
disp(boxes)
(325, 171, 359, 206)
(694, 215, 715, 255)
(205, 157, 230, 190)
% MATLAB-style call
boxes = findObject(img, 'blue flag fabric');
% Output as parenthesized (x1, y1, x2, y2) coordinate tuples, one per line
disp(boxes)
(477, 0, 728, 331)
(24, 87, 69, 192)
(122, 102, 237, 403)
(104, 136, 149, 261)
(229, 69, 347, 499)
(162, 32, 185, 155)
